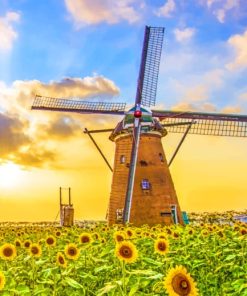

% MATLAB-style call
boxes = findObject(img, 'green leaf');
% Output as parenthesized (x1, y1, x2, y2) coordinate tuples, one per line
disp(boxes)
(128, 282, 139, 296)
(142, 257, 163, 267)
(64, 277, 84, 289)
(96, 284, 117, 296)
(94, 265, 113, 273)
(127, 269, 156, 276)
(15, 285, 30, 294)
(224, 254, 237, 261)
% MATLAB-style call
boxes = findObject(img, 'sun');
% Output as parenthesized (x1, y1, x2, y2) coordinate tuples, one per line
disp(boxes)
(0, 162, 23, 188)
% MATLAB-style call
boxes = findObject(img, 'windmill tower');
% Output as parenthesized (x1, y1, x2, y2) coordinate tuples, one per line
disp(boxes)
(32, 26, 247, 226)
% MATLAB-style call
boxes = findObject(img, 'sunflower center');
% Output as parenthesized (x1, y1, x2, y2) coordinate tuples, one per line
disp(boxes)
(120, 246, 132, 258)
(31, 246, 39, 255)
(46, 238, 54, 245)
(158, 242, 166, 251)
(171, 273, 191, 296)
(59, 256, 65, 264)
(81, 236, 90, 243)
(68, 247, 77, 256)
(25, 242, 30, 248)
(116, 235, 124, 242)
(3, 247, 13, 257)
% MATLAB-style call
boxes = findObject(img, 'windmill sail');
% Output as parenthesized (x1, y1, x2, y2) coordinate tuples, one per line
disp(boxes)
(32, 95, 126, 115)
(152, 110, 247, 137)
(136, 26, 164, 107)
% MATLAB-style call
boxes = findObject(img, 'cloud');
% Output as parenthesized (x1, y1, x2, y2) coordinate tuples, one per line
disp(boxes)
(226, 30, 247, 71)
(220, 105, 242, 113)
(0, 75, 120, 168)
(171, 102, 217, 112)
(155, 0, 176, 18)
(64, 0, 142, 26)
(0, 11, 20, 51)
(239, 93, 247, 101)
(202, 0, 240, 23)
(174, 27, 196, 43)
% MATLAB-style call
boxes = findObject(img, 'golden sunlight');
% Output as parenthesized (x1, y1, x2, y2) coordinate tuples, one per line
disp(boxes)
(0, 162, 24, 188)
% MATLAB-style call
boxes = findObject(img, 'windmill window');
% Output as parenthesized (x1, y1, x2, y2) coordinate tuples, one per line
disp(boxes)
(159, 153, 164, 162)
(120, 155, 125, 164)
(141, 179, 151, 190)
(140, 160, 148, 166)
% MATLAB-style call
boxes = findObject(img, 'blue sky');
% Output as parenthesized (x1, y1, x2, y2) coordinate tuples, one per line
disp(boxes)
(1, 0, 247, 111)
(0, 0, 247, 220)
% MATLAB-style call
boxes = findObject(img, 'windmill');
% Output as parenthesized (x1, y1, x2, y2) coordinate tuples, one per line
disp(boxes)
(32, 26, 247, 226)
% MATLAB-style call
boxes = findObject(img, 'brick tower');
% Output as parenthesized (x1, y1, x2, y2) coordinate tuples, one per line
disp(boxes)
(107, 109, 184, 226)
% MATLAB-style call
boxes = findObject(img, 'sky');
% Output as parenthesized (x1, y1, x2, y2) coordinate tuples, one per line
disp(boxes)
(0, 0, 247, 221)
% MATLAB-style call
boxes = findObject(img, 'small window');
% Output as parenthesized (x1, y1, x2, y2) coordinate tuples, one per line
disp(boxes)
(141, 179, 151, 190)
(140, 160, 148, 166)
(159, 153, 164, 162)
(120, 155, 125, 164)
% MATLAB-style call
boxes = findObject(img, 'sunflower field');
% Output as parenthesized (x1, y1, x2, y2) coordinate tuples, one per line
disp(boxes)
(0, 211, 246, 296)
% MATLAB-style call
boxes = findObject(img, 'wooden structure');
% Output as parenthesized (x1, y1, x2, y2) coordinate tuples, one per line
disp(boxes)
(59, 187, 74, 227)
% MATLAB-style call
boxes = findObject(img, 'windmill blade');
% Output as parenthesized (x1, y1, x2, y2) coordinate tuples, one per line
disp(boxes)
(135, 26, 164, 107)
(152, 110, 247, 137)
(32, 95, 126, 115)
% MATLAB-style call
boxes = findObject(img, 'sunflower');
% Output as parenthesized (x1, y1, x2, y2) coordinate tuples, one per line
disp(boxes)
(115, 241, 138, 264)
(125, 228, 135, 239)
(64, 243, 80, 260)
(14, 239, 22, 247)
(154, 238, 169, 255)
(29, 243, 42, 258)
(0, 271, 6, 291)
(114, 231, 126, 243)
(55, 230, 62, 237)
(45, 235, 56, 247)
(23, 240, 31, 249)
(79, 233, 92, 244)
(240, 228, 247, 236)
(92, 232, 100, 240)
(188, 229, 194, 235)
(164, 265, 199, 296)
(56, 252, 67, 268)
(0, 243, 17, 261)
(173, 232, 179, 239)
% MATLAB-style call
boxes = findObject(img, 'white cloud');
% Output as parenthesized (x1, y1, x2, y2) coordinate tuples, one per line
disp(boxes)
(0, 11, 20, 51)
(203, 0, 240, 23)
(64, 0, 142, 26)
(155, 0, 176, 18)
(174, 27, 196, 43)
(214, 8, 225, 23)
(226, 30, 247, 70)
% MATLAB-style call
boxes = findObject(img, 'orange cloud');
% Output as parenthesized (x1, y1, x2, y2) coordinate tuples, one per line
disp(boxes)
(0, 75, 120, 168)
